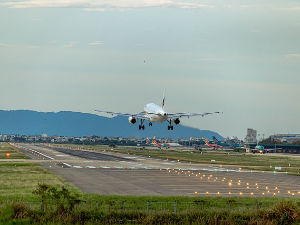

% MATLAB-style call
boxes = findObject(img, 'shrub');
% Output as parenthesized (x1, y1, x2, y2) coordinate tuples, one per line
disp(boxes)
(259, 201, 300, 225)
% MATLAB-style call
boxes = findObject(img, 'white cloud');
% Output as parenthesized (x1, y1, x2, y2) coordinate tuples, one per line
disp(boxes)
(199, 57, 228, 62)
(223, 5, 253, 10)
(0, 0, 214, 10)
(279, 7, 300, 11)
(87, 41, 103, 46)
(26, 45, 40, 48)
(285, 54, 300, 59)
(0, 42, 16, 47)
(62, 41, 77, 48)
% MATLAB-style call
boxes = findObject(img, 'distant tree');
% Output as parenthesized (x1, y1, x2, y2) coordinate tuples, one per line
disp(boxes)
(260, 138, 282, 144)
(109, 143, 116, 148)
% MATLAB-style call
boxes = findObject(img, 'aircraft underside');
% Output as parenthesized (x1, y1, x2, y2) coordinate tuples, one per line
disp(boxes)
(137, 118, 175, 130)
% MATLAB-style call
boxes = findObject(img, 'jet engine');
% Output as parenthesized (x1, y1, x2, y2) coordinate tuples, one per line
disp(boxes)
(128, 117, 137, 124)
(172, 118, 180, 125)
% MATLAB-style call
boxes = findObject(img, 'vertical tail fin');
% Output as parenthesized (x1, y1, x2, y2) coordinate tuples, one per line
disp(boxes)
(205, 140, 210, 146)
(162, 87, 166, 109)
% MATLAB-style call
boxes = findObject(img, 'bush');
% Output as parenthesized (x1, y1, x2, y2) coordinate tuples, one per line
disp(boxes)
(233, 148, 246, 153)
(259, 201, 300, 225)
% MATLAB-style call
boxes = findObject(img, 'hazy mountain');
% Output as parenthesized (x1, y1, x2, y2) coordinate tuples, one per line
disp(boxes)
(0, 110, 222, 140)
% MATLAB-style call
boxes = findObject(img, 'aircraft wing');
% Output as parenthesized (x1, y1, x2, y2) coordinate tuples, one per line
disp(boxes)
(95, 110, 148, 119)
(168, 111, 222, 119)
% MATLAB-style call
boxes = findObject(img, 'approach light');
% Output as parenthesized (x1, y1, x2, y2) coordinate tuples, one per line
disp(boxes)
(6, 153, 10, 157)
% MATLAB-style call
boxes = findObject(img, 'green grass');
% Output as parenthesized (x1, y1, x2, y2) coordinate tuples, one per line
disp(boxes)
(0, 142, 30, 159)
(53, 144, 300, 175)
(0, 142, 82, 201)
(0, 143, 300, 224)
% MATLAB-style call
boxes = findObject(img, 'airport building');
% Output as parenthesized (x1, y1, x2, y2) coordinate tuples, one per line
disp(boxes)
(269, 134, 300, 144)
(245, 128, 257, 143)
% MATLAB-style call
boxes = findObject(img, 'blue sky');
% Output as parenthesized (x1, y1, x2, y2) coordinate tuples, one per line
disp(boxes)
(0, 0, 300, 139)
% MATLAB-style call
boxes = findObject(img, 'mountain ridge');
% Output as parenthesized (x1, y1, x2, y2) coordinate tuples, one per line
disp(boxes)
(0, 110, 223, 140)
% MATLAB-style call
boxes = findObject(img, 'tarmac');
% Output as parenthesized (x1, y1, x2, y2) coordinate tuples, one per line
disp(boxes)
(13, 143, 300, 197)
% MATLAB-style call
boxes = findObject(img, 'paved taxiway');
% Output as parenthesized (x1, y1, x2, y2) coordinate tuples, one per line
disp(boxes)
(15, 143, 300, 197)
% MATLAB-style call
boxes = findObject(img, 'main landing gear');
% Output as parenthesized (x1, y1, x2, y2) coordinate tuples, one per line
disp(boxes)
(167, 120, 174, 130)
(139, 119, 145, 130)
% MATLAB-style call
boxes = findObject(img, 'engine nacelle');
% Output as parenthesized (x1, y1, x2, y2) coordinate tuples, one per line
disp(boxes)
(128, 117, 137, 124)
(172, 118, 180, 125)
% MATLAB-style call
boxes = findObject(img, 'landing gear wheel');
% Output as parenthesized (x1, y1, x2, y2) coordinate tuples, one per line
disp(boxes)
(142, 125, 145, 130)
(139, 125, 141, 130)
(171, 126, 174, 130)
(149, 122, 152, 126)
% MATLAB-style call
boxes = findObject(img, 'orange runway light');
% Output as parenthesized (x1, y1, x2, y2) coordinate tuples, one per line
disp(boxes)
(6, 153, 10, 157)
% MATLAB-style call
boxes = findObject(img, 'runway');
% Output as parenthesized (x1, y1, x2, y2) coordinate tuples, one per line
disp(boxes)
(15, 143, 300, 197)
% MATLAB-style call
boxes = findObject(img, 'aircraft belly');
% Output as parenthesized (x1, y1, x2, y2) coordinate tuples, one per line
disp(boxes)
(149, 115, 167, 123)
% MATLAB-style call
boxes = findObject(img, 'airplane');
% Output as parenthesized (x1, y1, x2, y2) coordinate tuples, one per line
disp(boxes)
(146, 139, 170, 149)
(146, 139, 181, 148)
(95, 89, 221, 130)
(250, 145, 281, 154)
(204, 140, 223, 150)
(212, 136, 242, 148)
(212, 136, 230, 147)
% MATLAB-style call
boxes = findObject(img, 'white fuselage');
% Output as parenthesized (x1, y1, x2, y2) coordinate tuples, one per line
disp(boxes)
(144, 103, 168, 123)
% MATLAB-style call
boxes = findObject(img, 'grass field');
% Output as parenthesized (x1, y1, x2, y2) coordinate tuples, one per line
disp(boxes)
(54, 144, 300, 175)
(0, 142, 81, 201)
(0, 142, 300, 224)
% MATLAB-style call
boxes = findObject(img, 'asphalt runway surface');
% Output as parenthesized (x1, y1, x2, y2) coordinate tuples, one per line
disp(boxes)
(14, 143, 300, 197)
